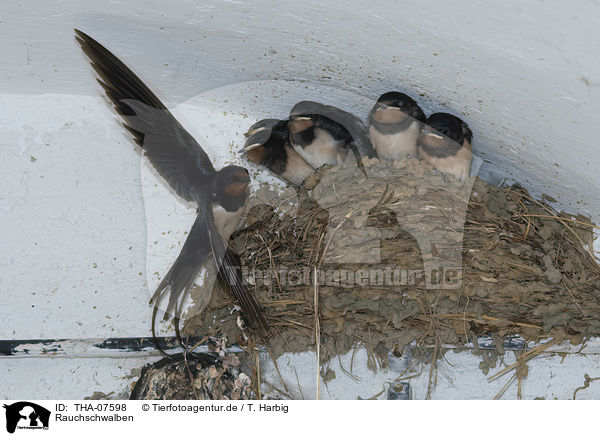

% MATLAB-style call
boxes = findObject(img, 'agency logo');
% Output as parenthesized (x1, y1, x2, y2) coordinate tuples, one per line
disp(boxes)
(3, 402, 50, 433)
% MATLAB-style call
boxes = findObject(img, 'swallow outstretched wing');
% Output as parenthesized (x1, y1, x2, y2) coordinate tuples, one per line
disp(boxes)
(75, 29, 215, 202)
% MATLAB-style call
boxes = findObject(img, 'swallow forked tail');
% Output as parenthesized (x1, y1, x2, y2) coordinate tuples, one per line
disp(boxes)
(208, 221, 270, 336)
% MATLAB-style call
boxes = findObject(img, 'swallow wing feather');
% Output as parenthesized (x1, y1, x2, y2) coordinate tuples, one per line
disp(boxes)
(75, 29, 215, 202)
(150, 206, 214, 320)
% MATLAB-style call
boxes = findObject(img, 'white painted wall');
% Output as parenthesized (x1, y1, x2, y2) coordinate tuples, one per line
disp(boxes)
(1, 1, 599, 398)
(4, 0, 600, 212)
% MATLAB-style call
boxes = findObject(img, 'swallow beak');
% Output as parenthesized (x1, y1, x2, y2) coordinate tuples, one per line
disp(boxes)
(426, 131, 444, 139)
(244, 126, 267, 137)
(239, 143, 261, 154)
(376, 104, 405, 114)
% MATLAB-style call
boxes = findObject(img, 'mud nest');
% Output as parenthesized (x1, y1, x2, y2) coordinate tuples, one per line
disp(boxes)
(130, 347, 252, 400)
(184, 158, 600, 367)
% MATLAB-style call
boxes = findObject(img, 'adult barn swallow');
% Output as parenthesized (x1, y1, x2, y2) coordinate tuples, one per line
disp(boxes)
(240, 118, 314, 186)
(288, 100, 375, 170)
(369, 92, 426, 160)
(418, 112, 473, 181)
(74, 30, 269, 356)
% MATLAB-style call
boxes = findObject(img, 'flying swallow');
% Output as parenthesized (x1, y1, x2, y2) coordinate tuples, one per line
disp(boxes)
(74, 30, 269, 359)
(240, 118, 314, 186)
(288, 100, 375, 170)
(369, 92, 426, 160)
(418, 112, 473, 181)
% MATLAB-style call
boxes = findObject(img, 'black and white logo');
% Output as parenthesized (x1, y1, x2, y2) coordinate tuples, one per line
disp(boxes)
(3, 402, 50, 433)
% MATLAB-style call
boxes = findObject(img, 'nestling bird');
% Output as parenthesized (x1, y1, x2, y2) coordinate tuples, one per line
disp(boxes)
(418, 112, 473, 181)
(288, 100, 375, 170)
(369, 92, 426, 160)
(240, 118, 315, 186)
(74, 29, 269, 359)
